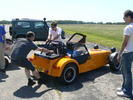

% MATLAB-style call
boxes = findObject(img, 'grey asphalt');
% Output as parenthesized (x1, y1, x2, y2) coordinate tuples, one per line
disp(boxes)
(0, 65, 130, 100)
(0, 25, 130, 100)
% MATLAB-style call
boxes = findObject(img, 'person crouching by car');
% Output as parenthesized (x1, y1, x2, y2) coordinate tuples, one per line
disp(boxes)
(11, 31, 52, 86)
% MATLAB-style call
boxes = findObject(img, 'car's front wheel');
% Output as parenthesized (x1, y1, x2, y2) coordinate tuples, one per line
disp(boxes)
(109, 52, 120, 72)
(60, 63, 78, 84)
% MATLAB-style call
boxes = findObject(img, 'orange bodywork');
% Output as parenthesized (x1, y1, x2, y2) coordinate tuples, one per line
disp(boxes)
(29, 54, 78, 77)
(28, 49, 111, 77)
(79, 49, 111, 73)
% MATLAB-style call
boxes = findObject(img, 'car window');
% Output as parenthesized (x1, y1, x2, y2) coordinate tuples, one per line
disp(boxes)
(75, 45, 87, 53)
(34, 22, 44, 29)
(15, 22, 30, 28)
(69, 35, 83, 43)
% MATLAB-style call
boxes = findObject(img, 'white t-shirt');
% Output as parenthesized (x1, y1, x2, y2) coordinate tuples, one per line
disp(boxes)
(124, 23, 133, 52)
(48, 27, 62, 41)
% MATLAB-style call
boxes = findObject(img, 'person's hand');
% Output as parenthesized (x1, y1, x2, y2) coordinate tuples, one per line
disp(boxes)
(117, 53, 122, 63)
(45, 50, 54, 56)
(49, 50, 54, 53)
(45, 40, 49, 43)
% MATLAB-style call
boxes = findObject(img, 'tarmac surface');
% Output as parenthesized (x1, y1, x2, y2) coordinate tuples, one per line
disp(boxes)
(0, 65, 131, 100)
(0, 25, 131, 100)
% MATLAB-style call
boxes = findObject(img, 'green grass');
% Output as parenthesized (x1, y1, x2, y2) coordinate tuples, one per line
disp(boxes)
(59, 24, 125, 49)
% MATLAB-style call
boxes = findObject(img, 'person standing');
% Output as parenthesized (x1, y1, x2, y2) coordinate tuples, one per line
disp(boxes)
(47, 22, 63, 41)
(117, 10, 133, 98)
(0, 25, 6, 73)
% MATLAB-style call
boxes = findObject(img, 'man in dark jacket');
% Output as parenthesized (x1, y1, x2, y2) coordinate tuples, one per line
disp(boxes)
(11, 31, 51, 86)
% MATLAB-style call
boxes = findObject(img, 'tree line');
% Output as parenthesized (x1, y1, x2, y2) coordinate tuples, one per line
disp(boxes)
(48, 20, 125, 25)
(0, 20, 11, 24)
(0, 20, 125, 25)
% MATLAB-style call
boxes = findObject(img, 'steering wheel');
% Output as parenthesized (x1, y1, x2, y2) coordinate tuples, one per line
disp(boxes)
(45, 40, 64, 49)
(45, 40, 57, 49)
(45, 40, 66, 55)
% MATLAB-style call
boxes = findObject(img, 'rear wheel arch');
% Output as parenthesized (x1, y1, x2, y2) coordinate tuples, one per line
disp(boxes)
(65, 62, 79, 73)
(55, 58, 79, 76)
(59, 62, 79, 84)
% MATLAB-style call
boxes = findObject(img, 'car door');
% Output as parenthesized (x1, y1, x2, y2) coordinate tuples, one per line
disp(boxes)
(33, 21, 49, 41)
(71, 44, 91, 73)
(67, 33, 86, 44)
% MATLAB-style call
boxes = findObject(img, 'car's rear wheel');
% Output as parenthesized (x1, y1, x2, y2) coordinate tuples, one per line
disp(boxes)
(109, 52, 120, 72)
(60, 63, 78, 84)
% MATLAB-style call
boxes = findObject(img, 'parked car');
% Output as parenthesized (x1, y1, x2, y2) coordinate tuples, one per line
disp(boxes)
(9, 18, 49, 41)
(28, 33, 120, 84)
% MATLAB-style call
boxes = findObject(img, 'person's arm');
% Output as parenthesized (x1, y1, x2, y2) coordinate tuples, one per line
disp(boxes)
(32, 43, 52, 53)
(117, 35, 129, 62)
(47, 34, 52, 41)
(36, 47, 51, 52)
(47, 29, 52, 41)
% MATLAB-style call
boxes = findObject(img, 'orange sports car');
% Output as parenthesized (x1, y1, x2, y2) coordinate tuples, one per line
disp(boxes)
(28, 33, 119, 84)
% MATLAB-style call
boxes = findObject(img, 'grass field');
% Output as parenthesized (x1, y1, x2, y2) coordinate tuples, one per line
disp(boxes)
(59, 24, 126, 49)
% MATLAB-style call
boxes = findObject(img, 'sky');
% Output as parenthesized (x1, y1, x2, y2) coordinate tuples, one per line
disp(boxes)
(0, 0, 133, 22)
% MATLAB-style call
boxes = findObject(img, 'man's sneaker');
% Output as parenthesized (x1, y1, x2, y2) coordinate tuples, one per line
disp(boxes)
(37, 78, 46, 85)
(117, 90, 131, 98)
(117, 87, 122, 92)
(28, 79, 36, 86)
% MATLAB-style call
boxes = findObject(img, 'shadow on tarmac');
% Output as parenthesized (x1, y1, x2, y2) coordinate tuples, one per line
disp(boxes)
(41, 66, 118, 92)
(13, 66, 122, 99)
(13, 85, 53, 98)
(6, 64, 21, 71)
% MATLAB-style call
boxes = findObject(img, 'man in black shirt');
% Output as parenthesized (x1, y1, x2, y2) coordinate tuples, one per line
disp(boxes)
(11, 31, 51, 86)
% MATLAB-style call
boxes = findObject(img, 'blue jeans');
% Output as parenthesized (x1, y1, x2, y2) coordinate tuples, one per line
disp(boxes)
(121, 52, 133, 96)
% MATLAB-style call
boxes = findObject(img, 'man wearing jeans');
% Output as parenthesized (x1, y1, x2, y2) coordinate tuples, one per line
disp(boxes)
(0, 25, 6, 73)
(117, 10, 133, 98)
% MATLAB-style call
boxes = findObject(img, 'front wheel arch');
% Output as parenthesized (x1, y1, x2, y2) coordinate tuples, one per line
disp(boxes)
(109, 52, 120, 72)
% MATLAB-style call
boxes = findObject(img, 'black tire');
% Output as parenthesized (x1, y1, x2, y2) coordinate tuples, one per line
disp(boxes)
(60, 63, 78, 84)
(9, 26, 13, 36)
(109, 52, 120, 72)
(5, 58, 9, 69)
